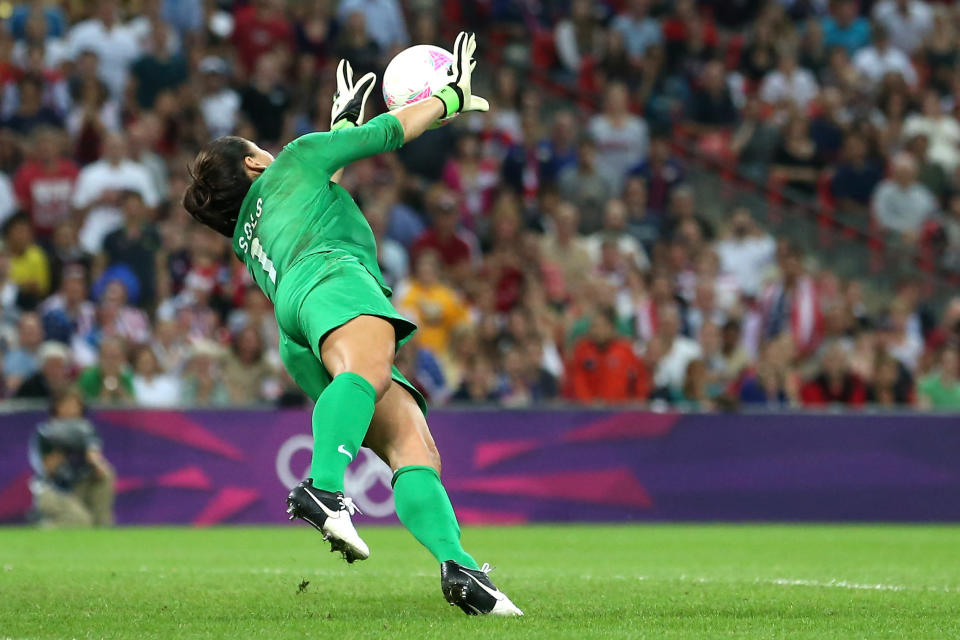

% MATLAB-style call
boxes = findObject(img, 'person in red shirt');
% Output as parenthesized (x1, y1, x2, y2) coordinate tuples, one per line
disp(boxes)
(800, 340, 867, 407)
(13, 127, 78, 239)
(231, 0, 294, 75)
(568, 309, 650, 403)
(410, 185, 476, 280)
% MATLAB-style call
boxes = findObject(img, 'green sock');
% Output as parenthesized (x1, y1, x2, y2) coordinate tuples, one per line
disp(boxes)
(392, 465, 479, 569)
(310, 372, 376, 492)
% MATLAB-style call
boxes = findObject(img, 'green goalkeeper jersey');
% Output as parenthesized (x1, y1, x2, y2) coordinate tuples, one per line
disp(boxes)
(231, 113, 405, 302)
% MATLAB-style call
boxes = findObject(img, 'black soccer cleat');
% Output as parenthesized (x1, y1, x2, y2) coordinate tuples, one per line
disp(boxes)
(440, 560, 523, 616)
(285, 479, 370, 563)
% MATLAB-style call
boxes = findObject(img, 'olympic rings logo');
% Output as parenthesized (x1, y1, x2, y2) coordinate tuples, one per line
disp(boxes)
(275, 435, 396, 518)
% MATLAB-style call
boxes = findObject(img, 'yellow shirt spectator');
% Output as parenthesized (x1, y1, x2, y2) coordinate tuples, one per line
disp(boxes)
(399, 250, 470, 355)
(4, 214, 50, 297)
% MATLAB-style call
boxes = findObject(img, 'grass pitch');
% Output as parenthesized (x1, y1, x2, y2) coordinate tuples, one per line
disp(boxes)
(1, 524, 959, 639)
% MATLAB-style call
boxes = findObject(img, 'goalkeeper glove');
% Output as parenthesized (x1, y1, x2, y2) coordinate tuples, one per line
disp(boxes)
(434, 31, 490, 118)
(331, 59, 376, 131)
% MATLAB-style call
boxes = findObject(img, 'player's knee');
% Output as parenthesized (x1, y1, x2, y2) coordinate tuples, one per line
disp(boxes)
(358, 363, 393, 401)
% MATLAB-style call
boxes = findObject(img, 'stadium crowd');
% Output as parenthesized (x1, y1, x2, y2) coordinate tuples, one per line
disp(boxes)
(0, 0, 959, 411)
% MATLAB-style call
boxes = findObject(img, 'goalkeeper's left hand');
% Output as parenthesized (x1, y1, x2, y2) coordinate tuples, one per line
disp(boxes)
(434, 31, 490, 118)
(331, 59, 376, 130)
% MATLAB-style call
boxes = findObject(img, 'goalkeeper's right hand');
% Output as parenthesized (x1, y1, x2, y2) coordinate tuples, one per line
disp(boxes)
(434, 31, 490, 117)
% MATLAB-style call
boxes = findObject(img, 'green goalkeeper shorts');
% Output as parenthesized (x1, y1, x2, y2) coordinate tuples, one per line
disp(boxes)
(274, 250, 426, 415)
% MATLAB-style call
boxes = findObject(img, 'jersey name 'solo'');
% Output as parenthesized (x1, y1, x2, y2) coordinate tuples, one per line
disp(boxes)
(238, 197, 277, 283)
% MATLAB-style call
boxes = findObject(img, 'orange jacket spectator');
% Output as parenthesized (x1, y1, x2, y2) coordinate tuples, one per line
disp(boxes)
(567, 312, 650, 403)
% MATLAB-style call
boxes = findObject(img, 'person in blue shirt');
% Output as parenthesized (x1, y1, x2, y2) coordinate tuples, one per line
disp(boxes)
(822, 0, 871, 56)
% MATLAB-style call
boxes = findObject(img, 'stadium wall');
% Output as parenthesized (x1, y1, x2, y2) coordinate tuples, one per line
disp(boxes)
(1, 409, 958, 525)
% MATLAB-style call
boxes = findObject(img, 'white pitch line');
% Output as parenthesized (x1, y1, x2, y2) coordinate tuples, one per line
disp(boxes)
(584, 574, 960, 593)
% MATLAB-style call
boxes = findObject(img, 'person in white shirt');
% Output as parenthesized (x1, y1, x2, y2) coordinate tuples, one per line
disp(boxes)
(0, 172, 16, 226)
(853, 25, 918, 88)
(871, 152, 937, 242)
(715, 208, 777, 297)
(585, 199, 650, 272)
(902, 89, 960, 172)
(649, 303, 702, 392)
(588, 82, 649, 193)
(760, 50, 819, 111)
(872, 0, 933, 55)
(67, 0, 140, 99)
(131, 344, 181, 407)
(198, 57, 240, 139)
(72, 132, 159, 253)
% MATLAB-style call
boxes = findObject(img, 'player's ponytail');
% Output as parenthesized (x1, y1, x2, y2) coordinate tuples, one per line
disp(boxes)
(183, 136, 254, 237)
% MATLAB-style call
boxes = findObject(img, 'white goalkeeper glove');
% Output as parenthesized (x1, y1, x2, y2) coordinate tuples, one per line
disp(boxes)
(331, 59, 376, 130)
(434, 31, 490, 117)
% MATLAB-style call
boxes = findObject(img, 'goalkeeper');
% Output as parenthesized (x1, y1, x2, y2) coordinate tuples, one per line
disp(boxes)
(182, 33, 521, 616)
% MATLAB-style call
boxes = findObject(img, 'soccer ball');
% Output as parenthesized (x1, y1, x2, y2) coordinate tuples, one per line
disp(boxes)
(382, 44, 456, 127)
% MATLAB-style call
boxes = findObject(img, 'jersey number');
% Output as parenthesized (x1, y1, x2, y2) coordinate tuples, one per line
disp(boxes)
(250, 238, 277, 284)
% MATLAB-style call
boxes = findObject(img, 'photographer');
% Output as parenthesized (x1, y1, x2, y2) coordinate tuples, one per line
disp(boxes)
(29, 389, 116, 527)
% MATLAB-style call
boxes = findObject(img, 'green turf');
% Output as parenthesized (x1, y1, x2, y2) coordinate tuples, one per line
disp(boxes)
(1, 525, 959, 639)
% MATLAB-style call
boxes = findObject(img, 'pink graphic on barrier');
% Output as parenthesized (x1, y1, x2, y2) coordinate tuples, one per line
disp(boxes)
(563, 412, 680, 443)
(193, 487, 260, 526)
(115, 476, 147, 493)
(456, 507, 529, 525)
(158, 466, 213, 490)
(473, 439, 541, 469)
(99, 411, 244, 460)
(451, 469, 653, 508)
(0, 471, 31, 520)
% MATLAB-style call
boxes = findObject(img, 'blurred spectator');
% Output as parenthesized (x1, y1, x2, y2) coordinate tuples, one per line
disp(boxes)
(760, 50, 819, 112)
(918, 348, 960, 410)
(731, 96, 781, 182)
(179, 339, 230, 406)
(337, 0, 408, 53)
(686, 60, 738, 134)
(29, 389, 115, 527)
(130, 23, 187, 110)
(16, 341, 71, 400)
(588, 83, 649, 193)
(231, 0, 294, 75)
(555, 0, 604, 76)
(872, 0, 933, 55)
(98, 191, 161, 308)
(871, 152, 937, 243)
(800, 341, 867, 407)
(853, 24, 917, 88)
(12, 127, 78, 237)
(77, 337, 133, 404)
(611, 0, 663, 61)
(3, 312, 45, 394)
(771, 114, 824, 196)
(541, 202, 593, 289)
(67, 0, 140, 98)
(761, 244, 822, 356)
(398, 250, 470, 358)
(557, 138, 613, 230)
(198, 57, 240, 140)
(738, 335, 800, 407)
(821, 0, 871, 56)
(72, 132, 159, 254)
(923, 9, 957, 95)
(451, 356, 502, 403)
(131, 343, 179, 407)
(629, 134, 685, 215)
(585, 199, 650, 273)
(866, 350, 915, 407)
(568, 310, 649, 404)
(902, 90, 960, 174)
(222, 326, 277, 405)
(3, 212, 50, 301)
(649, 303, 702, 395)
(239, 53, 291, 146)
(831, 134, 883, 214)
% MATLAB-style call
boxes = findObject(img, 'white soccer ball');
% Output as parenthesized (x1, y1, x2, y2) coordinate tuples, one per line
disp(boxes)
(382, 44, 457, 127)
